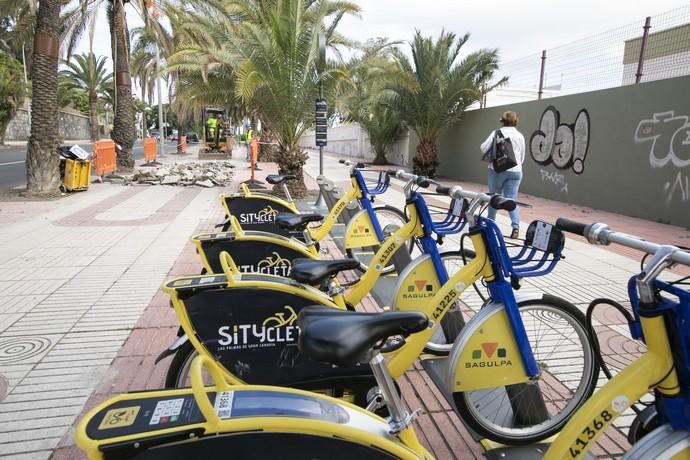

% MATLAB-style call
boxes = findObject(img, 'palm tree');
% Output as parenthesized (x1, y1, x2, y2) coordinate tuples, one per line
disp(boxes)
(0, 52, 27, 145)
(62, 0, 163, 171)
(25, 0, 61, 195)
(339, 39, 406, 165)
(169, 0, 359, 197)
(393, 30, 505, 177)
(59, 52, 112, 141)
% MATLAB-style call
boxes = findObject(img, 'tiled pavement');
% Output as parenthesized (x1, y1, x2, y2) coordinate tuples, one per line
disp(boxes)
(0, 150, 688, 459)
(0, 161, 230, 459)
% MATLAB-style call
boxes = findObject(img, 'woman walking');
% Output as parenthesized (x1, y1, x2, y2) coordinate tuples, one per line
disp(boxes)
(480, 111, 526, 238)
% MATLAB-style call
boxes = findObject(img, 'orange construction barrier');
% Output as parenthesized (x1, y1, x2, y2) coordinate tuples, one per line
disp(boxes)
(143, 138, 157, 162)
(250, 139, 260, 181)
(180, 135, 187, 154)
(93, 139, 117, 177)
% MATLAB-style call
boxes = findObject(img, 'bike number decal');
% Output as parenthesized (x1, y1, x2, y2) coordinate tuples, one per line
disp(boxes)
(566, 406, 614, 459)
(214, 391, 235, 419)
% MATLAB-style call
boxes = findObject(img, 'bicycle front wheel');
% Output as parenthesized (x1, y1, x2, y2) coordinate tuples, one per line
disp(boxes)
(453, 295, 599, 444)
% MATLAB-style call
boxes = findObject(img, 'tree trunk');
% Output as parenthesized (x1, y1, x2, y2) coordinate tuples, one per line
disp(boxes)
(373, 145, 388, 165)
(26, 0, 61, 196)
(0, 119, 9, 145)
(413, 139, 440, 178)
(274, 145, 308, 198)
(110, 0, 135, 172)
(89, 92, 98, 141)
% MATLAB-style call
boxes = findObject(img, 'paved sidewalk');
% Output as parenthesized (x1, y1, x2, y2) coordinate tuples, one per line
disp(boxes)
(0, 150, 687, 459)
(0, 153, 241, 459)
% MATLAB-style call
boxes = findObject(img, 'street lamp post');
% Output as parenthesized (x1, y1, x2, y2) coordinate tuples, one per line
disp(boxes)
(313, 33, 327, 208)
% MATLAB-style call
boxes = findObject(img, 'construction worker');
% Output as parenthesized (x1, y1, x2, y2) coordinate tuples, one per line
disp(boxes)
(207, 115, 217, 143)
(245, 126, 253, 161)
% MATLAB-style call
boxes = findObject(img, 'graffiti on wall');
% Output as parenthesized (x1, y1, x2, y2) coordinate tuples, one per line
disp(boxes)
(635, 110, 690, 204)
(540, 169, 569, 193)
(530, 106, 591, 175)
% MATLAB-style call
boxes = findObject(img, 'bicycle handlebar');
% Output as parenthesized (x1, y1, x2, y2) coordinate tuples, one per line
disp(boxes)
(435, 184, 516, 211)
(555, 218, 690, 266)
(390, 170, 430, 188)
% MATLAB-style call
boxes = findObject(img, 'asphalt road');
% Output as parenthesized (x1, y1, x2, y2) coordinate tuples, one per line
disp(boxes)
(0, 140, 180, 190)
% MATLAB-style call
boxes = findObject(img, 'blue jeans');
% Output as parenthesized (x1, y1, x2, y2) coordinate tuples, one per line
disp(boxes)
(487, 169, 522, 229)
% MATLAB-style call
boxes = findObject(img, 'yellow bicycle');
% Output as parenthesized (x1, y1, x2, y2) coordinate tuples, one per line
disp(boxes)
(216, 160, 412, 274)
(160, 178, 598, 444)
(545, 219, 690, 459)
(76, 311, 437, 459)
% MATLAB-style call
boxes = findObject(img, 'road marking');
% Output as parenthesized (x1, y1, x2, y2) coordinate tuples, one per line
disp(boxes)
(0, 160, 25, 166)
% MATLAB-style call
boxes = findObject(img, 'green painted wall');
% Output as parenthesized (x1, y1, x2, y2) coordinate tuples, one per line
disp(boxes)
(437, 75, 690, 227)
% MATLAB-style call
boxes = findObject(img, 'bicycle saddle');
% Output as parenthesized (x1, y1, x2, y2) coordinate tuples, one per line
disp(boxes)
(297, 306, 428, 367)
(275, 212, 324, 231)
(266, 174, 296, 185)
(291, 258, 360, 284)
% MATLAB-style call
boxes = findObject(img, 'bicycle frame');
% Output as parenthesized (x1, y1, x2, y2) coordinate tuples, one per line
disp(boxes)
(545, 278, 685, 460)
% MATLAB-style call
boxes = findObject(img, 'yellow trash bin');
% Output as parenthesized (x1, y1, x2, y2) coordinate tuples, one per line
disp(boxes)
(62, 159, 91, 192)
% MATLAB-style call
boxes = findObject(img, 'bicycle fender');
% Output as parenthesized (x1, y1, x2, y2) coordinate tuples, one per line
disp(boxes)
(154, 334, 189, 364)
(446, 301, 530, 392)
(344, 208, 380, 249)
(513, 290, 546, 303)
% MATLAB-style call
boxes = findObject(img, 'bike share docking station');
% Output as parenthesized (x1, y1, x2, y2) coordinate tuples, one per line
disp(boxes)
(313, 177, 557, 460)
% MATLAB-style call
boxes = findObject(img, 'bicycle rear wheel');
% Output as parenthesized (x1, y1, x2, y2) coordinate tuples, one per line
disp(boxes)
(453, 295, 599, 444)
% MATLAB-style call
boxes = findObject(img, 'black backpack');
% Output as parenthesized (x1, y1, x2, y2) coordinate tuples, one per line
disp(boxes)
(492, 130, 518, 172)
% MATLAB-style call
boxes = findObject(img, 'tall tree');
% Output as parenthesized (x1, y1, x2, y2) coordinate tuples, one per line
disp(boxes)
(0, 53, 27, 145)
(63, 0, 163, 171)
(59, 52, 112, 141)
(393, 30, 505, 177)
(339, 39, 406, 165)
(26, 0, 61, 195)
(109, 0, 135, 170)
(168, 0, 359, 197)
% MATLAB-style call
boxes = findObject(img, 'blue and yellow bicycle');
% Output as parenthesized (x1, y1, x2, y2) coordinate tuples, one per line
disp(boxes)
(159, 176, 598, 444)
(75, 186, 599, 458)
(545, 220, 690, 459)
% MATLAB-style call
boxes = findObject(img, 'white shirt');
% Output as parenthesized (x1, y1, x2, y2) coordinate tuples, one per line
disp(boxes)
(480, 126, 526, 173)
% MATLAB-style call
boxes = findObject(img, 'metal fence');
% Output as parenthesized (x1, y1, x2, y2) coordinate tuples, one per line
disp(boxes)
(490, 4, 690, 101)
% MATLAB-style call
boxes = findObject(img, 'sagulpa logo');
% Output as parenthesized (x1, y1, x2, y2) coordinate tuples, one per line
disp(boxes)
(402, 279, 435, 299)
(352, 225, 371, 236)
(466, 342, 513, 369)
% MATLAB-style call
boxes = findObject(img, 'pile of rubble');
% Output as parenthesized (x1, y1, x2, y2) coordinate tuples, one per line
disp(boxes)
(131, 161, 235, 187)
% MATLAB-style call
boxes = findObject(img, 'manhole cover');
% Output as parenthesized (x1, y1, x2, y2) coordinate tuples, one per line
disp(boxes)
(0, 337, 52, 364)
(0, 375, 8, 402)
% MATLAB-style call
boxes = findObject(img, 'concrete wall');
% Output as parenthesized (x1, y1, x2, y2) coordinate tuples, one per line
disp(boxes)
(6, 106, 91, 141)
(299, 123, 417, 167)
(437, 75, 690, 228)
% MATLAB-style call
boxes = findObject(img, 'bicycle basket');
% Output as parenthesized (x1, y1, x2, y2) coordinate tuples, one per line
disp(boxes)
(429, 197, 468, 235)
(509, 220, 565, 277)
(361, 170, 391, 195)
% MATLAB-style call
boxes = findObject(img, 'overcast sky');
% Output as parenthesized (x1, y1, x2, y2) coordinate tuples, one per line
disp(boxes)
(77, 0, 690, 102)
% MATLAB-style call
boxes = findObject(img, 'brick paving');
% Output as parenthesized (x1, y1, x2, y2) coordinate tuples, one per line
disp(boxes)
(0, 150, 688, 459)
